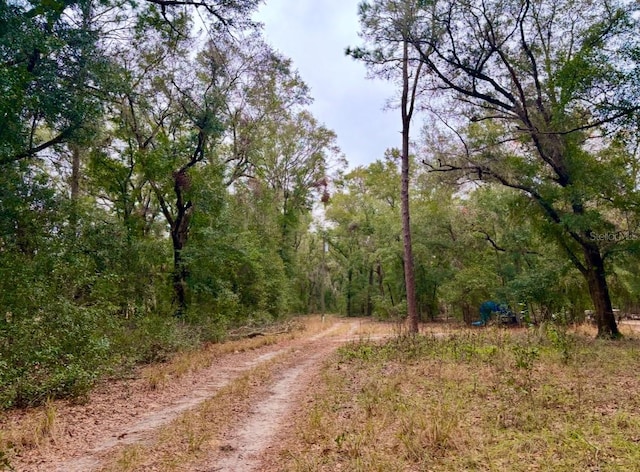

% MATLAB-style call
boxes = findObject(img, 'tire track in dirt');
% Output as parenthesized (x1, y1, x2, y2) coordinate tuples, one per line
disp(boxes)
(197, 321, 365, 472)
(205, 348, 331, 472)
(42, 320, 350, 472)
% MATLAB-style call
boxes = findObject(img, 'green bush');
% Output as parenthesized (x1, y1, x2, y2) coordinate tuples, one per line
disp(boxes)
(0, 301, 113, 408)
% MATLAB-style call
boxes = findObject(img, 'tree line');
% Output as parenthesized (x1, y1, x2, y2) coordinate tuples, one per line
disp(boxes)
(1, 0, 640, 408)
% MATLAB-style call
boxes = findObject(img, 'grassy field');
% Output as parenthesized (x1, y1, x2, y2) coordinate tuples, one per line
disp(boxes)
(281, 323, 640, 472)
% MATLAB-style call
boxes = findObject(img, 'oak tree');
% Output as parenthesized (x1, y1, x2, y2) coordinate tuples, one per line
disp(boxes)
(407, 0, 640, 337)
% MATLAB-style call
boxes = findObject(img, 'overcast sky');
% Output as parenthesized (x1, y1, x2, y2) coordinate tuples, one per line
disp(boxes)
(253, 0, 401, 169)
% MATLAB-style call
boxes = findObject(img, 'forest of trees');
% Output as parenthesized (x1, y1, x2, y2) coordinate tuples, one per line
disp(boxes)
(2, 0, 640, 408)
(0, 0, 345, 408)
(344, 0, 640, 339)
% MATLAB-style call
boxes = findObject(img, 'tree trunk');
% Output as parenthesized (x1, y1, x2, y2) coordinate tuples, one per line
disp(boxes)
(70, 144, 81, 201)
(430, 283, 438, 321)
(401, 40, 419, 334)
(462, 302, 472, 325)
(69, 143, 82, 233)
(171, 212, 190, 317)
(367, 266, 374, 316)
(347, 268, 353, 317)
(583, 243, 619, 338)
(376, 260, 385, 298)
(168, 171, 193, 317)
(320, 235, 326, 316)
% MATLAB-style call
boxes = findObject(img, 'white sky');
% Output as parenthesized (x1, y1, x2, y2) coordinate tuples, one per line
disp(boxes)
(253, 0, 401, 169)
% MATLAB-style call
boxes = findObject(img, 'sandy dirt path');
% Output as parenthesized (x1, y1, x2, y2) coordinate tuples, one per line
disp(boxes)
(196, 321, 363, 472)
(2, 317, 392, 472)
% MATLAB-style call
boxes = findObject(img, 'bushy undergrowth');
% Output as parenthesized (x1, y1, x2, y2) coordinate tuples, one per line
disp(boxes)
(0, 280, 285, 411)
(0, 306, 196, 409)
(284, 325, 640, 471)
(0, 165, 298, 412)
(0, 303, 290, 410)
(0, 228, 288, 410)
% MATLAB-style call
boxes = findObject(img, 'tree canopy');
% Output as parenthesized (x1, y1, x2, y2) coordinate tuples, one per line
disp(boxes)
(0, 0, 343, 408)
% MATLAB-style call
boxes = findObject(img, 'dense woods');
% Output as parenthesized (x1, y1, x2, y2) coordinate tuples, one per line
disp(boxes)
(0, 0, 343, 408)
(2, 0, 640, 408)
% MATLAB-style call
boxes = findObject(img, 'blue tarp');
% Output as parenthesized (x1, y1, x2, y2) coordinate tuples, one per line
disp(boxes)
(473, 301, 516, 326)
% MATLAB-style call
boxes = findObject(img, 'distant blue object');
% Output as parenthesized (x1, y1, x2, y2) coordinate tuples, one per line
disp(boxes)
(475, 301, 517, 326)
(479, 301, 499, 324)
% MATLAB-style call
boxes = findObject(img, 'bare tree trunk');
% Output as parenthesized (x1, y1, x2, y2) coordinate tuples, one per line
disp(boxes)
(583, 243, 619, 338)
(153, 170, 193, 317)
(320, 234, 326, 316)
(347, 268, 353, 317)
(171, 215, 190, 317)
(69, 143, 82, 232)
(462, 302, 472, 325)
(170, 171, 193, 317)
(70, 144, 81, 201)
(376, 260, 385, 298)
(367, 266, 374, 316)
(401, 40, 419, 334)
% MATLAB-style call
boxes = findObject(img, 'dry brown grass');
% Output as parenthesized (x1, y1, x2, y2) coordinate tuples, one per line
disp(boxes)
(95, 316, 342, 471)
(98, 353, 286, 472)
(0, 399, 59, 454)
(300, 314, 341, 337)
(0, 315, 337, 469)
(140, 315, 330, 390)
(280, 325, 640, 472)
(349, 319, 399, 339)
(141, 333, 283, 390)
(0, 333, 297, 467)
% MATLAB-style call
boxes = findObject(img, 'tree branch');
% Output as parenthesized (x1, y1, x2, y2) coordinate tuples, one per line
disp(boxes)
(6, 129, 74, 164)
(149, 180, 175, 227)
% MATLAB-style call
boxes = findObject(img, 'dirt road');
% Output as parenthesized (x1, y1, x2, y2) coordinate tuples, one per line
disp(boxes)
(1, 317, 393, 472)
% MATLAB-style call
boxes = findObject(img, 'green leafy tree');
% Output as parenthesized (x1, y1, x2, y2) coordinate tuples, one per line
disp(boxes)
(326, 159, 405, 318)
(255, 110, 341, 273)
(0, 0, 110, 164)
(407, 0, 640, 337)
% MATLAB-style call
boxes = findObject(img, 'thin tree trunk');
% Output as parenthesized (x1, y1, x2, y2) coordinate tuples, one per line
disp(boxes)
(347, 268, 353, 317)
(70, 144, 81, 201)
(320, 235, 326, 316)
(376, 260, 384, 297)
(401, 40, 419, 333)
(69, 143, 82, 232)
(367, 266, 374, 316)
(431, 283, 438, 321)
